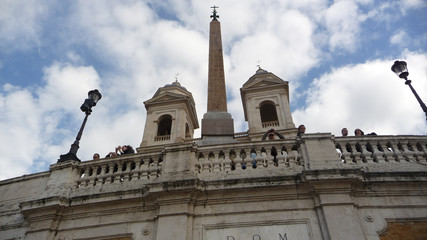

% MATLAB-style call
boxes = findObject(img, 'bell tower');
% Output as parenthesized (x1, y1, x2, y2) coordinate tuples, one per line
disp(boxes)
(139, 81, 198, 148)
(240, 67, 296, 140)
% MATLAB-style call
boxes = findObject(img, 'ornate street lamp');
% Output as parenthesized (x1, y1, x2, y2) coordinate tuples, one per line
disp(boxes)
(391, 60, 427, 120)
(58, 89, 102, 163)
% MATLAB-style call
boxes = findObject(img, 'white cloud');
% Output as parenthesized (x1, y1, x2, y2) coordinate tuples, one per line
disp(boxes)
(0, 88, 41, 180)
(325, 0, 361, 52)
(293, 52, 427, 136)
(0, 0, 51, 52)
(390, 30, 411, 46)
(400, 0, 427, 12)
(39, 63, 101, 112)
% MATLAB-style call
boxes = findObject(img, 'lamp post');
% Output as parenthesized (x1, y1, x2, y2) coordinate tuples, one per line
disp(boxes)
(58, 89, 102, 163)
(391, 60, 427, 120)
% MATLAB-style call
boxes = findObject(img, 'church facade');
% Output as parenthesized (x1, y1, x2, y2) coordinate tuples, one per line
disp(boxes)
(1, 9, 427, 240)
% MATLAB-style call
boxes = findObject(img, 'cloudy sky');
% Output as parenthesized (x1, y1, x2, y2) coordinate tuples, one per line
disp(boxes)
(1, 0, 426, 180)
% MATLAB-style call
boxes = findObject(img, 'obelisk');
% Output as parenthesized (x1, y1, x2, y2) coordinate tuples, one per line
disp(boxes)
(200, 6, 235, 145)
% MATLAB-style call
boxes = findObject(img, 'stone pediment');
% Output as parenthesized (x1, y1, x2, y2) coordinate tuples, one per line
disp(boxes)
(241, 68, 287, 92)
(144, 92, 189, 105)
(243, 78, 284, 90)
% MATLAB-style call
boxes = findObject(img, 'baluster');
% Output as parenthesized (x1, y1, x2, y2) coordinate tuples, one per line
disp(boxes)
(399, 142, 416, 162)
(288, 150, 298, 167)
(158, 157, 163, 176)
(416, 142, 427, 162)
(277, 149, 288, 167)
(341, 143, 354, 164)
(211, 153, 221, 172)
(296, 150, 303, 166)
(271, 147, 278, 167)
(149, 159, 159, 178)
(221, 151, 230, 171)
(386, 142, 402, 162)
(351, 143, 364, 163)
(249, 152, 257, 169)
(218, 151, 226, 171)
(140, 158, 149, 179)
(98, 164, 107, 184)
(84, 166, 92, 186)
(130, 160, 140, 182)
(112, 162, 122, 183)
(413, 142, 426, 161)
(255, 152, 264, 168)
(358, 142, 373, 163)
(383, 142, 394, 162)
(201, 154, 211, 172)
(104, 163, 114, 183)
(370, 142, 387, 163)
(260, 150, 269, 168)
(75, 168, 85, 188)
(239, 150, 247, 170)
(121, 161, 131, 182)
(195, 153, 202, 173)
(232, 154, 241, 170)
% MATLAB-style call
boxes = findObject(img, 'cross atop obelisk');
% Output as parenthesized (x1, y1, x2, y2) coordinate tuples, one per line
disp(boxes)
(200, 6, 235, 145)
(210, 5, 219, 20)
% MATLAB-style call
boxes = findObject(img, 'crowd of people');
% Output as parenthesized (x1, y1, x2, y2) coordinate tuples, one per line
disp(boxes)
(262, 125, 377, 141)
(92, 145, 135, 160)
(341, 127, 376, 136)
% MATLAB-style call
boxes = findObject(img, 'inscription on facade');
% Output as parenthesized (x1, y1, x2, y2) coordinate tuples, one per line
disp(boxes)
(205, 223, 310, 240)
(225, 233, 287, 240)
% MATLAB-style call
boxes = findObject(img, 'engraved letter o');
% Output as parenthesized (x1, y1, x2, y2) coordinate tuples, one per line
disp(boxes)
(253, 234, 261, 240)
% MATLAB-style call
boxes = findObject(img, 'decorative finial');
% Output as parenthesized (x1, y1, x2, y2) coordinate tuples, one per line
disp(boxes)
(175, 73, 180, 82)
(256, 60, 262, 69)
(210, 6, 219, 20)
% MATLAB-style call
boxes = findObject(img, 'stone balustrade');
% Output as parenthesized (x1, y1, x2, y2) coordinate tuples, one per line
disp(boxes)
(73, 134, 427, 189)
(195, 140, 302, 173)
(334, 135, 427, 164)
(76, 152, 163, 188)
(262, 120, 280, 128)
(154, 135, 170, 141)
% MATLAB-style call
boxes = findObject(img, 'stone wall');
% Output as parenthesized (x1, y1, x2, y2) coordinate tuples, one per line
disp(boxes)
(0, 134, 426, 240)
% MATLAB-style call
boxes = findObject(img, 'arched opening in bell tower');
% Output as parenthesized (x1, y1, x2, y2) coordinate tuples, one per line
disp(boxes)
(157, 114, 172, 137)
(259, 101, 279, 128)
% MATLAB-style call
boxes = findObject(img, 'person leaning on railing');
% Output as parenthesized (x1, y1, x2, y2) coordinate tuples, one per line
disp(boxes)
(354, 128, 364, 136)
(115, 145, 135, 155)
(261, 129, 285, 140)
(297, 124, 306, 137)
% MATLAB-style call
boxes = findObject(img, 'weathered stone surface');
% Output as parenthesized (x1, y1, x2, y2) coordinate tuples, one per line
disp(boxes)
(0, 135, 427, 240)
(207, 19, 227, 112)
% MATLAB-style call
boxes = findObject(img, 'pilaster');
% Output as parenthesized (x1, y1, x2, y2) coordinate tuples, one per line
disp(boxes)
(306, 174, 365, 240)
(155, 191, 196, 240)
(299, 133, 346, 170)
(161, 142, 198, 179)
(46, 160, 81, 195)
(20, 197, 68, 240)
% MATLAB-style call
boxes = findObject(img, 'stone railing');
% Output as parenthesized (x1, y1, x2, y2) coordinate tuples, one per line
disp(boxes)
(76, 152, 163, 188)
(334, 135, 427, 164)
(262, 120, 280, 128)
(195, 140, 302, 174)
(73, 135, 427, 189)
(154, 135, 170, 142)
